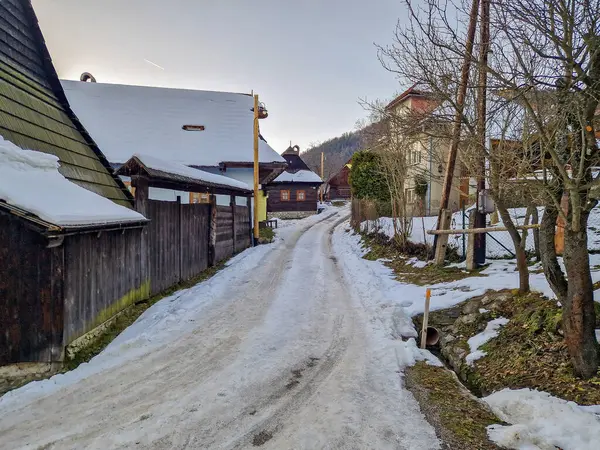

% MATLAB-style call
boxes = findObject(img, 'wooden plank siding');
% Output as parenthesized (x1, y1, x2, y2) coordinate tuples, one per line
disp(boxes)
(62, 228, 147, 346)
(147, 200, 180, 295)
(234, 205, 251, 253)
(180, 203, 211, 281)
(266, 183, 319, 213)
(215, 205, 234, 263)
(0, 212, 63, 365)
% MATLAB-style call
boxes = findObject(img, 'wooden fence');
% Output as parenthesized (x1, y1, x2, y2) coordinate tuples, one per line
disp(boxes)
(146, 199, 251, 296)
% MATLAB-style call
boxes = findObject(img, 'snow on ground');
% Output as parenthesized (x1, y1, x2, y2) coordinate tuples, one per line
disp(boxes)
(465, 318, 510, 366)
(484, 388, 600, 450)
(340, 221, 600, 449)
(364, 206, 600, 258)
(0, 135, 145, 227)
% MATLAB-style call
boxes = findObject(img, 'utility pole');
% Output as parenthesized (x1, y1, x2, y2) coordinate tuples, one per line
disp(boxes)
(474, 0, 490, 265)
(320, 152, 324, 203)
(253, 94, 260, 242)
(433, 0, 481, 262)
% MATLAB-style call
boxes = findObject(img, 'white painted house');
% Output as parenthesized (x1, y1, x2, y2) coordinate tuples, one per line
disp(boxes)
(60, 80, 287, 217)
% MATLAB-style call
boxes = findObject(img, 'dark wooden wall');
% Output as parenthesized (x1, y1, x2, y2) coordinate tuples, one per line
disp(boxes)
(215, 205, 234, 263)
(0, 213, 63, 365)
(328, 165, 351, 200)
(1, 196, 251, 365)
(265, 183, 319, 213)
(62, 228, 147, 346)
(235, 205, 251, 253)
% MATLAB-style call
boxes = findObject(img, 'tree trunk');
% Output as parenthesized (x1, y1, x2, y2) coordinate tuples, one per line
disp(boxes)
(562, 218, 599, 379)
(497, 202, 530, 293)
(539, 204, 568, 300)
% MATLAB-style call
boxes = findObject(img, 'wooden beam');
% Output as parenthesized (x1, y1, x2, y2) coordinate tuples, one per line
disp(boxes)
(428, 223, 540, 235)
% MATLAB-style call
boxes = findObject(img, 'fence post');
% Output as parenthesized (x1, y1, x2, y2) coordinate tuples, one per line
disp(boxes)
(247, 196, 253, 246)
(209, 194, 217, 266)
(177, 195, 182, 282)
(132, 175, 150, 299)
(434, 209, 452, 265)
(466, 209, 477, 271)
(231, 195, 236, 256)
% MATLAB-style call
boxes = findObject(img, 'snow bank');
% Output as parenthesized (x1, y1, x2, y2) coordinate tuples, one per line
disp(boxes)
(484, 388, 600, 450)
(133, 153, 250, 190)
(465, 318, 509, 365)
(0, 135, 145, 227)
(273, 169, 322, 183)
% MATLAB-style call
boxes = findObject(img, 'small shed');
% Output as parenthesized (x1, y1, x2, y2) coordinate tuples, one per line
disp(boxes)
(265, 145, 323, 219)
(0, 137, 148, 367)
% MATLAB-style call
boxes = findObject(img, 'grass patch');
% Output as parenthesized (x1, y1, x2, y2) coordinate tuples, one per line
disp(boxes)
(405, 362, 500, 449)
(64, 262, 227, 371)
(453, 292, 600, 405)
(360, 231, 485, 285)
(331, 200, 346, 207)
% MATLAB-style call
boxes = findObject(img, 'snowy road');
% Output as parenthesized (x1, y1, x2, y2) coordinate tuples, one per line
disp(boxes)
(0, 209, 439, 450)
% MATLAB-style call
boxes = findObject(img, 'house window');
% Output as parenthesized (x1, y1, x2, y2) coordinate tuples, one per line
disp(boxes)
(297, 190, 306, 201)
(281, 190, 290, 201)
(405, 188, 416, 204)
(410, 150, 422, 165)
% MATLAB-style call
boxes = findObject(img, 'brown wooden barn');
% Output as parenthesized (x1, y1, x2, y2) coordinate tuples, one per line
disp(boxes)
(0, 0, 148, 370)
(326, 159, 352, 200)
(265, 145, 323, 219)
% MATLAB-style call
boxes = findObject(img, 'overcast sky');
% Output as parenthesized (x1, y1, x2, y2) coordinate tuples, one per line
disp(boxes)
(32, 0, 407, 153)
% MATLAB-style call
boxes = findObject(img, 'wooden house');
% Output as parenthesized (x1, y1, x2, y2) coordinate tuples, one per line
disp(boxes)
(60, 79, 287, 222)
(326, 159, 352, 200)
(265, 145, 322, 219)
(0, 0, 148, 370)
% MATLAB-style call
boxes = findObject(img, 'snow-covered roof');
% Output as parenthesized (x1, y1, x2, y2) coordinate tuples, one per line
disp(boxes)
(60, 80, 286, 167)
(0, 135, 145, 229)
(272, 170, 323, 183)
(124, 154, 251, 191)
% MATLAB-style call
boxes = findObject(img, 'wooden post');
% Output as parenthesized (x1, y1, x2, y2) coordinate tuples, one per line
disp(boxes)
(434, 209, 452, 265)
(420, 288, 432, 349)
(466, 209, 477, 271)
(231, 195, 236, 256)
(433, 0, 480, 256)
(209, 194, 217, 266)
(253, 94, 260, 241)
(555, 193, 569, 255)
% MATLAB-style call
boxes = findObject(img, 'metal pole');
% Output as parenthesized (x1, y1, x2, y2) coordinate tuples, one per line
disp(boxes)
(433, 0, 481, 255)
(253, 94, 260, 241)
(474, 0, 490, 266)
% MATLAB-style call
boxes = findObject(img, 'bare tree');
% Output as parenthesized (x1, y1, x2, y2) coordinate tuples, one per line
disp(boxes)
(378, 0, 600, 378)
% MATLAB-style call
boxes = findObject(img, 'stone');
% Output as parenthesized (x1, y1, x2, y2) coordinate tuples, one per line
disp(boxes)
(440, 333, 456, 346)
(461, 300, 482, 315)
(455, 313, 478, 326)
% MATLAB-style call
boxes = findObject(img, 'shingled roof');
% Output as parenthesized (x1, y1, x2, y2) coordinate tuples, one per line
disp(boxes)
(0, 0, 133, 207)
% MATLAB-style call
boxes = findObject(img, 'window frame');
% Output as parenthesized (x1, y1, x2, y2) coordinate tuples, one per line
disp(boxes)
(281, 189, 291, 201)
(296, 190, 306, 201)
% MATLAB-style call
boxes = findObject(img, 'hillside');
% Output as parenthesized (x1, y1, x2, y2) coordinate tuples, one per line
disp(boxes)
(301, 130, 364, 181)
